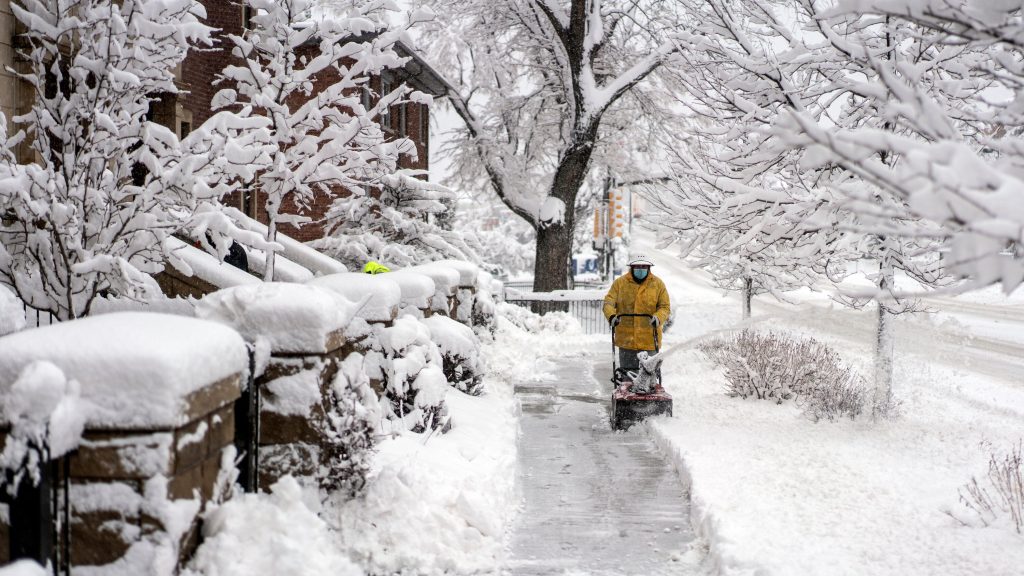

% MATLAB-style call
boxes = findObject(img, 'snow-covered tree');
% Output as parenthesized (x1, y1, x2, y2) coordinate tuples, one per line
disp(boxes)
(645, 168, 850, 319)
(210, 0, 432, 280)
(780, 0, 1024, 294)
(660, 0, 957, 410)
(313, 172, 479, 269)
(425, 0, 686, 291)
(0, 0, 215, 320)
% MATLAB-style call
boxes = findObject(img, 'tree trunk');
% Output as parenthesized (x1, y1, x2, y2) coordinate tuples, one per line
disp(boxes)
(873, 267, 896, 418)
(532, 132, 595, 293)
(742, 276, 753, 320)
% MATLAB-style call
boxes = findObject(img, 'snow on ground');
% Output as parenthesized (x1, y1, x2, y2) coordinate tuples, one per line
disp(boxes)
(630, 228, 1024, 576)
(186, 312, 527, 576)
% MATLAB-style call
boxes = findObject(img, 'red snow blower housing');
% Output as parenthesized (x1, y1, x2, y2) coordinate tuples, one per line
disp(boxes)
(610, 314, 673, 430)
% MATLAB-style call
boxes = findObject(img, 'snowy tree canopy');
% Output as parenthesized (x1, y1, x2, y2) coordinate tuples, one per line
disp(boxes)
(0, 0, 215, 320)
(426, 0, 688, 291)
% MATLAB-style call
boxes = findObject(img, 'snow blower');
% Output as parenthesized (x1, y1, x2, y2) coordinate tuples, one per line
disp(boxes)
(610, 314, 673, 430)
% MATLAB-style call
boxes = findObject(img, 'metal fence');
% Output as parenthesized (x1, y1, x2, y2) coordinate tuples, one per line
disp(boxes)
(504, 294, 609, 334)
(22, 303, 58, 328)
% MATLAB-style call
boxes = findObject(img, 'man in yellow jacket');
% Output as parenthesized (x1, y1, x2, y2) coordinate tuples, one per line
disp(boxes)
(603, 255, 671, 370)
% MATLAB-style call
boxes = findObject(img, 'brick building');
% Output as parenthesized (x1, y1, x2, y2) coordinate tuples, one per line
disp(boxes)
(176, 1, 453, 242)
(0, 0, 453, 243)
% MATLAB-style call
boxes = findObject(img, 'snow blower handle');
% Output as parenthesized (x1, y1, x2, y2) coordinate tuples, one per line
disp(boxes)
(610, 313, 661, 374)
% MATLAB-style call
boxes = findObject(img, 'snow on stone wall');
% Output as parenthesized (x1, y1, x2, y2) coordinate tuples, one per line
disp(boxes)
(0, 313, 247, 429)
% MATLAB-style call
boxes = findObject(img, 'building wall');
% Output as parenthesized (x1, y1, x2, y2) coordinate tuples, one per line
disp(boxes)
(0, 1, 16, 132)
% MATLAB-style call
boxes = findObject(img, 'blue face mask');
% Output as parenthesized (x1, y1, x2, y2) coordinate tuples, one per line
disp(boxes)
(631, 267, 649, 281)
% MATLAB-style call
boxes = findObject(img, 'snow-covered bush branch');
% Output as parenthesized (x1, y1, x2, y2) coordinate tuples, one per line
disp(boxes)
(315, 173, 479, 270)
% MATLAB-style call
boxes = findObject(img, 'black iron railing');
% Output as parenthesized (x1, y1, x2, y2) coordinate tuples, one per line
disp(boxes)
(21, 302, 58, 328)
(504, 295, 609, 334)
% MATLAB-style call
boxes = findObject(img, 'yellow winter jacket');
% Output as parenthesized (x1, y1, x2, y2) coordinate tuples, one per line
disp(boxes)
(603, 273, 671, 351)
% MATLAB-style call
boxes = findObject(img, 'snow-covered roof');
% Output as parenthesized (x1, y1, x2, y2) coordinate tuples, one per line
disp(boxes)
(196, 283, 360, 354)
(431, 260, 480, 287)
(222, 207, 347, 276)
(166, 237, 261, 289)
(241, 244, 315, 283)
(385, 271, 436, 309)
(0, 313, 247, 429)
(307, 273, 402, 323)
(403, 264, 460, 296)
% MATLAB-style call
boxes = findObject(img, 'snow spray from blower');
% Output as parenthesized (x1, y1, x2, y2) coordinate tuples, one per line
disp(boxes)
(632, 312, 792, 383)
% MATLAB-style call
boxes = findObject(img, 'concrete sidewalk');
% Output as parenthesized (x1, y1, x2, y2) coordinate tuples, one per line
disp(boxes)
(504, 354, 697, 575)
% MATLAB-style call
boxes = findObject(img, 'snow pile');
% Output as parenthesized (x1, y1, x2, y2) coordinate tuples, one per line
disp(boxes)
(0, 313, 247, 429)
(0, 561, 48, 576)
(308, 273, 402, 323)
(184, 476, 361, 576)
(472, 270, 498, 335)
(403, 264, 460, 315)
(0, 284, 26, 336)
(0, 361, 85, 492)
(166, 237, 260, 289)
(334, 380, 518, 575)
(196, 283, 361, 354)
(421, 316, 484, 395)
(385, 270, 436, 311)
(221, 206, 347, 276)
(91, 295, 196, 318)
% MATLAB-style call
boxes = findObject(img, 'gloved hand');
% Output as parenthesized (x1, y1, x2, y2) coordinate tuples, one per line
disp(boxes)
(649, 316, 660, 327)
(609, 315, 620, 327)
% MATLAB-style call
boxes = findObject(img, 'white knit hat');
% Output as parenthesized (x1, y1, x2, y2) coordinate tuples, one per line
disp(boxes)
(628, 255, 654, 267)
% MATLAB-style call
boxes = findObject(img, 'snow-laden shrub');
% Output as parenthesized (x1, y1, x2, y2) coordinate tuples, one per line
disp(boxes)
(321, 354, 378, 497)
(421, 316, 484, 396)
(360, 316, 449, 433)
(799, 374, 868, 422)
(472, 272, 498, 338)
(954, 441, 1024, 534)
(699, 330, 867, 420)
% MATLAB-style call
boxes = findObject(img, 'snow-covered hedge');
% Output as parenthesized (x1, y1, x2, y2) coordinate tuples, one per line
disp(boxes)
(421, 316, 484, 396)
(699, 330, 868, 421)
(355, 316, 450, 433)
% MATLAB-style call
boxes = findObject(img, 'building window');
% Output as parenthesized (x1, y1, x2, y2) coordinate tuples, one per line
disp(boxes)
(179, 121, 191, 139)
(242, 189, 256, 218)
(361, 86, 371, 112)
(381, 77, 392, 130)
(398, 103, 407, 137)
(242, 6, 255, 29)
(420, 103, 429, 144)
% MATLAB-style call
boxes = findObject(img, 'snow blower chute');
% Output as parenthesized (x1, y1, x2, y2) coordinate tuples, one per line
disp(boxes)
(610, 314, 673, 430)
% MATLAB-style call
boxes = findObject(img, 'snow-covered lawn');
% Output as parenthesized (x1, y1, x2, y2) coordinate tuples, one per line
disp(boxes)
(640, 234, 1024, 576)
